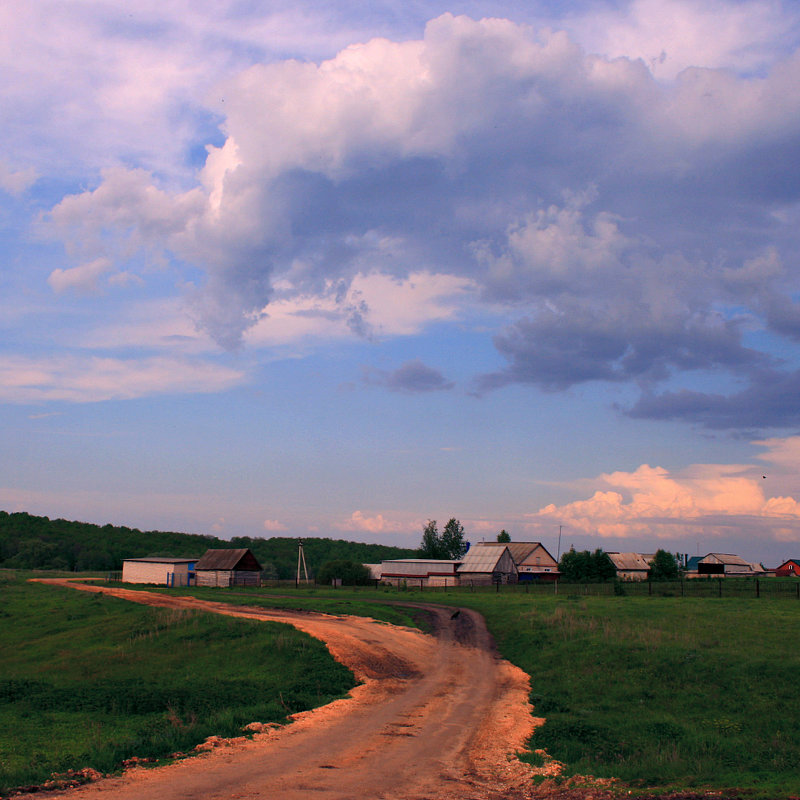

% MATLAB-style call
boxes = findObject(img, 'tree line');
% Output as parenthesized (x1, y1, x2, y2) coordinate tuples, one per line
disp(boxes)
(0, 511, 416, 578)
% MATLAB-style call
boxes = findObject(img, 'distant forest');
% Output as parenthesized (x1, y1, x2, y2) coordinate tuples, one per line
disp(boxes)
(0, 511, 417, 578)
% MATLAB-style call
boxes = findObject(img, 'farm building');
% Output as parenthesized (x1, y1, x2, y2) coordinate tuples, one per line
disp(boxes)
(379, 559, 461, 587)
(194, 548, 263, 587)
(457, 545, 517, 585)
(775, 559, 800, 577)
(607, 552, 651, 581)
(121, 556, 197, 586)
(696, 553, 765, 576)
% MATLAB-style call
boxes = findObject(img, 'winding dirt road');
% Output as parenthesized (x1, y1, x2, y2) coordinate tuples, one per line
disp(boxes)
(21, 580, 548, 800)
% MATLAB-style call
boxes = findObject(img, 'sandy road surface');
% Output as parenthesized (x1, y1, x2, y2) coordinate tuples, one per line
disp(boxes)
(21, 579, 546, 800)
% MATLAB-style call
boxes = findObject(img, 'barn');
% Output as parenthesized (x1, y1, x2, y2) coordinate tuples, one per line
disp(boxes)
(457, 545, 517, 585)
(194, 548, 263, 587)
(122, 556, 197, 586)
(607, 552, 651, 581)
(697, 553, 765, 576)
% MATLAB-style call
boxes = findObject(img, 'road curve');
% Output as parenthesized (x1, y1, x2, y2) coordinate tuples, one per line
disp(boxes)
(22, 580, 545, 800)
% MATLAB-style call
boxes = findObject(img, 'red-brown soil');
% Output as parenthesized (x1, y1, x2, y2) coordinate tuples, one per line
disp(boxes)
(19, 579, 551, 800)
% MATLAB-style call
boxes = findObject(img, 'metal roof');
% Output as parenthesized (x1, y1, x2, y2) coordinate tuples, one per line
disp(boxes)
(123, 557, 198, 563)
(380, 559, 460, 577)
(458, 546, 512, 573)
(607, 552, 650, 571)
(700, 553, 750, 566)
(194, 548, 262, 571)
(472, 541, 539, 563)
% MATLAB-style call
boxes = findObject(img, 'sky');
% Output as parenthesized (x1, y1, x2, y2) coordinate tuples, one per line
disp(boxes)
(3, 0, 800, 565)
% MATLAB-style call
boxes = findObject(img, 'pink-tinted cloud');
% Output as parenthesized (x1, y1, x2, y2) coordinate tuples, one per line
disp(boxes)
(534, 437, 800, 540)
(335, 510, 410, 534)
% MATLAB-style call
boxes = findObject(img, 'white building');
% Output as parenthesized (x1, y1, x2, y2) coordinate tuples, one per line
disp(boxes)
(121, 557, 197, 586)
(379, 558, 461, 587)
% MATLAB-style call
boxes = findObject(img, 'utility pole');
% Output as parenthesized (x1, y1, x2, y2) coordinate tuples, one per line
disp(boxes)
(557, 525, 563, 561)
(296, 539, 309, 586)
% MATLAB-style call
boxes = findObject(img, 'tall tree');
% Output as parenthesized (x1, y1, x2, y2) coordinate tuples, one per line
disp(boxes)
(649, 549, 679, 580)
(497, 529, 511, 543)
(441, 518, 468, 559)
(418, 520, 444, 559)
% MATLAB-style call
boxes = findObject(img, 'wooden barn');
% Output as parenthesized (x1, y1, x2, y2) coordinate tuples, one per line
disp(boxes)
(194, 548, 262, 587)
(457, 545, 517, 585)
(607, 552, 651, 581)
(472, 541, 560, 582)
(122, 556, 197, 586)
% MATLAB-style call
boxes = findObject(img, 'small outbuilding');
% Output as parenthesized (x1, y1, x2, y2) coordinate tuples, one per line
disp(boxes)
(457, 545, 517, 585)
(122, 556, 197, 586)
(194, 548, 263, 587)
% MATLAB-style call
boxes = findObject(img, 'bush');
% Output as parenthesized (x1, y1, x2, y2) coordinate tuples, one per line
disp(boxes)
(315, 559, 371, 586)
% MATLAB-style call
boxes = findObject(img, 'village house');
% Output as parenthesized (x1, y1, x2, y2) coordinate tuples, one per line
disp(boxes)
(194, 548, 263, 587)
(121, 556, 198, 586)
(774, 559, 800, 577)
(470, 541, 560, 582)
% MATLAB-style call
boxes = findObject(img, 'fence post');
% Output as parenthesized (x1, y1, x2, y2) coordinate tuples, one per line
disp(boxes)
(681, 577, 684, 597)
(718, 578, 722, 598)
(756, 578, 760, 599)
(648, 580, 652, 596)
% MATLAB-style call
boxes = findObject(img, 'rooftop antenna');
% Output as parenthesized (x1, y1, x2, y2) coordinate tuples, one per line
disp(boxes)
(296, 539, 309, 586)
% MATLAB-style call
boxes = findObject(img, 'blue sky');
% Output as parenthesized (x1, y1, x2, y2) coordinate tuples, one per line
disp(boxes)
(3, 0, 800, 564)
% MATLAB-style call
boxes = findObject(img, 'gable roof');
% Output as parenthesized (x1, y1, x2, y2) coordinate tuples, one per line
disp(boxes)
(194, 548, 262, 572)
(607, 552, 650, 572)
(777, 558, 800, 569)
(700, 553, 750, 566)
(472, 541, 546, 565)
(458, 545, 516, 574)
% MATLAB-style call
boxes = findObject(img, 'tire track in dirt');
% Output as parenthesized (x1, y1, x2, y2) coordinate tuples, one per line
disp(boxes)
(20, 579, 547, 800)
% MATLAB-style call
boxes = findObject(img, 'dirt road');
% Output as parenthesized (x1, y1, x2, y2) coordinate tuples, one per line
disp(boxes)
(21, 580, 548, 800)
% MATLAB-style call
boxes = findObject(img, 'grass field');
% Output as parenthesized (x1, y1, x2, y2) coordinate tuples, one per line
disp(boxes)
(0, 574, 355, 794)
(151, 582, 800, 798)
(5, 574, 800, 797)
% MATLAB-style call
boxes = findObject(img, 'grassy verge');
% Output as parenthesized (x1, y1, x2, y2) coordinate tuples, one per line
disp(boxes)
(0, 574, 354, 795)
(155, 583, 800, 797)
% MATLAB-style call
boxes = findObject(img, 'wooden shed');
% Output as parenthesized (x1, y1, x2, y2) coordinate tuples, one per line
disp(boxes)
(473, 541, 560, 582)
(122, 557, 197, 586)
(194, 548, 262, 587)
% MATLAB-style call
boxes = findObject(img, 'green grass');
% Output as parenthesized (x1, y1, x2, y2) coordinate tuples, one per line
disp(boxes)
(8, 574, 800, 797)
(156, 583, 800, 797)
(0, 574, 355, 794)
